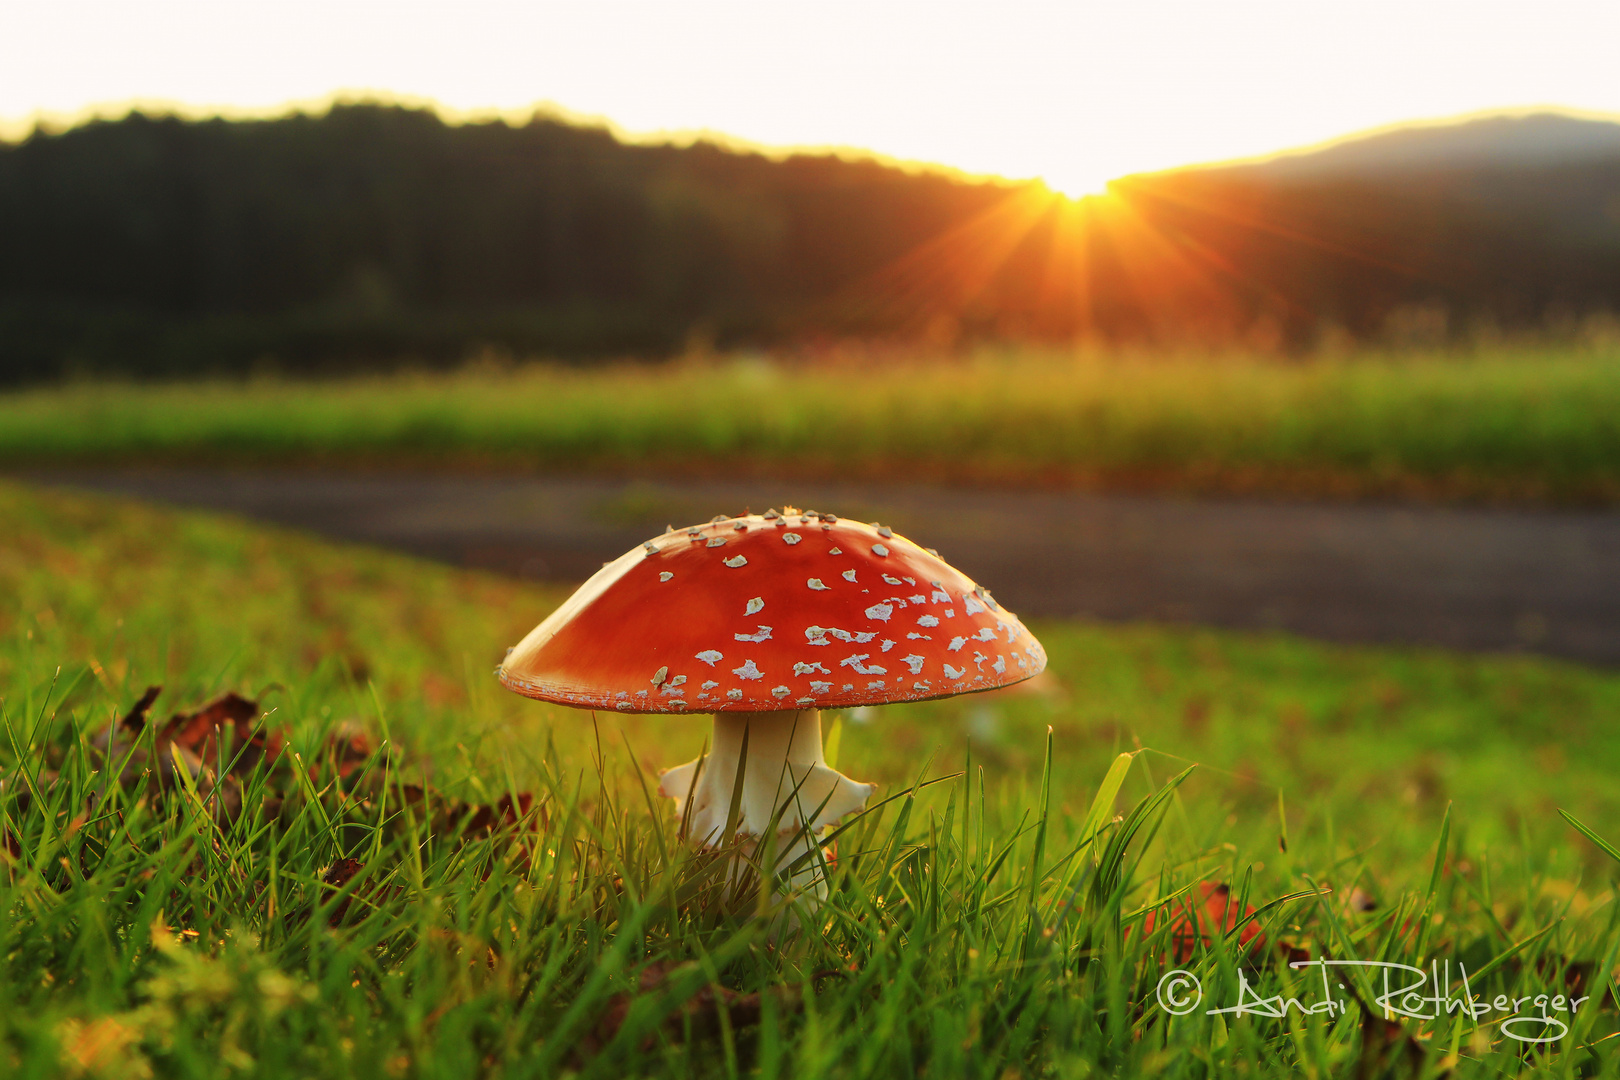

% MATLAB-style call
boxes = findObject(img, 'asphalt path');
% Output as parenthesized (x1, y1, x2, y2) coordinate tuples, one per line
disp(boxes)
(21, 469, 1620, 666)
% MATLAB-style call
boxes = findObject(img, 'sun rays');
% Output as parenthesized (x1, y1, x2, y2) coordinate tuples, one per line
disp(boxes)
(823, 155, 1482, 350)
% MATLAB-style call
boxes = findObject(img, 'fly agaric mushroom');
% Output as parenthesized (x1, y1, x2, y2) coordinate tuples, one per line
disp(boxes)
(497, 508, 1047, 891)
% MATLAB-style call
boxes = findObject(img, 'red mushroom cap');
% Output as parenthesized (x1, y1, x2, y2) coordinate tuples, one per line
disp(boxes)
(499, 511, 1046, 713)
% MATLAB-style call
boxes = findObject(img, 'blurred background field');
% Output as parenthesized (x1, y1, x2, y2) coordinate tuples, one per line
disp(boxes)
(5, 345, 1620, 503)
(8, 103, 1620, 509)
(7, 106, 1620, 385)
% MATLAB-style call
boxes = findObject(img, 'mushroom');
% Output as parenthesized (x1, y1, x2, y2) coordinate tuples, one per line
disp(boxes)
(497, 508, 1047, 897)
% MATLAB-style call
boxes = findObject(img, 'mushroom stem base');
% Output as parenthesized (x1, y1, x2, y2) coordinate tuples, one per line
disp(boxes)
(657, 709, 874, 877)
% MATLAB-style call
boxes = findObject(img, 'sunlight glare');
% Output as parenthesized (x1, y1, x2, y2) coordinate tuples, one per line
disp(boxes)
(1037, 164, 1115, 200)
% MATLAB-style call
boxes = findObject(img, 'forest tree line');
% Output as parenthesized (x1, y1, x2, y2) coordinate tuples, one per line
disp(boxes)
(3, 104, 1619, 381)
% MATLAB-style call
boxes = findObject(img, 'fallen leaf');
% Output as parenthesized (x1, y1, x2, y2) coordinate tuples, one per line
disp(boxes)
(157, 692, 279, 771)
(1136, 882, 1310, 966)
(1139, 882, 1268, 964)
(323, 857, 364, 890)
(320, 857, 387, 925)
(461, 792, 538, 836)
(117, 686, 162, 734)
(98, 689, 283, 809)
(1278, 941, 1313, 965)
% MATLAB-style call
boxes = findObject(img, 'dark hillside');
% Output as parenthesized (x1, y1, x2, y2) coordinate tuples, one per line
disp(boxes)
(4, 105, 1620, 380)
(1105, 113, 1620, 344)
(0, 105, 1017, 379)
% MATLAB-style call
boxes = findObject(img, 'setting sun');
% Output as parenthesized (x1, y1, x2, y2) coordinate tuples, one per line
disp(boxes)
(1034, 170, 1113, 201)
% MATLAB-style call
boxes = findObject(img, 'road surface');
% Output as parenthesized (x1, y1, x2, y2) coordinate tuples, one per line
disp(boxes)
(21, 469, 1620, 665)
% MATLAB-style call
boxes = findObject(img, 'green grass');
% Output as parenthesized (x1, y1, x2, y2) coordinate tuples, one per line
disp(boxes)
(5, 479, 1620, 1078)
(6, 345, 1620, 502)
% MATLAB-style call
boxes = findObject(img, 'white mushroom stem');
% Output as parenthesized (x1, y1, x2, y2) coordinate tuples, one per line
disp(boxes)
(658, 709, 874, 883)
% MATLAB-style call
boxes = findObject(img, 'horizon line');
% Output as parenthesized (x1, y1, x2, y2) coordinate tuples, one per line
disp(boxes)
(0, 90, 1045, 193)
(6, 92, 1619, 196)
(1114, 103, 1620, 184)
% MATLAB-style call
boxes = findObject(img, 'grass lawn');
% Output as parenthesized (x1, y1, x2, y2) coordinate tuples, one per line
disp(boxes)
(4, 345, 1620, 503)
(4, 478, 1620, 1077)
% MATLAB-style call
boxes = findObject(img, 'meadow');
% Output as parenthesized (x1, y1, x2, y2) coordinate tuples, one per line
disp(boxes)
(5, 479, 1620, 1077)
(4, 344, 1620, 503)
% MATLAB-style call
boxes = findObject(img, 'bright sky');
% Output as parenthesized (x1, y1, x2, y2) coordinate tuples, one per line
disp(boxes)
(4, 0, 1619, 195)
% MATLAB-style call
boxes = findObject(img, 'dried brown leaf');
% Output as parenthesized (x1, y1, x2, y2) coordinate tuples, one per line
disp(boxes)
(320, 857, 390, 926)
(158, 691, 279, 771)
(118, 685, 162, 734)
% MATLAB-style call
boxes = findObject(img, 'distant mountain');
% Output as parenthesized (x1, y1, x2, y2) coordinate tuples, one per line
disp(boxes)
(1234, 112, 1620, 178)
(1102, 111, 1620, 345)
